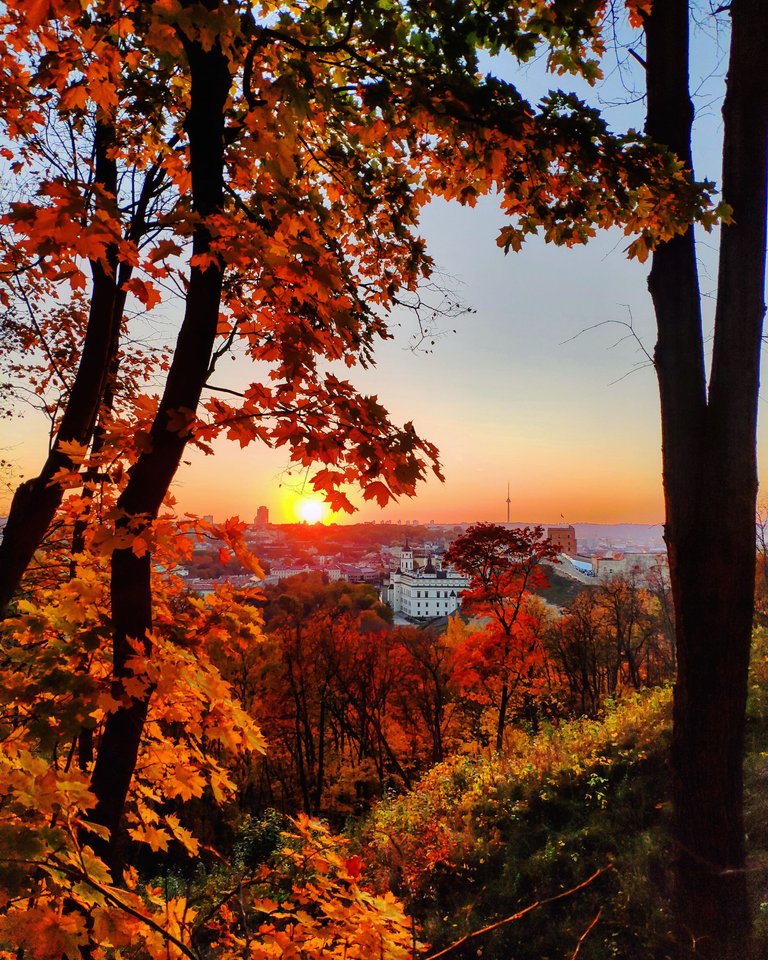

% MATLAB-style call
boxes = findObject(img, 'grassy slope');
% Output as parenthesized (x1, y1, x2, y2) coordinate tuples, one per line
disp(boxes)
(367, 641, 768, 959)
(534, 564, 592, 608)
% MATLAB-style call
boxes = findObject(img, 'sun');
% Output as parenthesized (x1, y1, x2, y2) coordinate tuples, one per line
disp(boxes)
(297, 497, 326, 524)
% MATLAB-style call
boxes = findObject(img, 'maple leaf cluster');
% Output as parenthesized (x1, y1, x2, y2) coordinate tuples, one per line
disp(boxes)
(0, 520, 418, 959)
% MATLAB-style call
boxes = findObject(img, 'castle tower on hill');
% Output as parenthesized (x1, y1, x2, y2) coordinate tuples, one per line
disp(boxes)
(547, 524, 577, 556)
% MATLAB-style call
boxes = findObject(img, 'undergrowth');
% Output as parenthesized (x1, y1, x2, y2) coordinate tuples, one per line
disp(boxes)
(365, 629, 768, 959)
(368, 688, 675, 959)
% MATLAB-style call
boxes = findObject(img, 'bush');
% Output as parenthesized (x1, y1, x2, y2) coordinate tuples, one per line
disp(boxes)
(367, 689, 675, 959)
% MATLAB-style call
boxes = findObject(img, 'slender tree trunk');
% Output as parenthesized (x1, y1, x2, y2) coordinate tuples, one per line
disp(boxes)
(432, 682, 444, 763)
(0, 120, 120, 613)
(70, 159, 167, 577)
(314, 692, 326, 813)
(495, 680, 509, 752)
(88, 24, 232, 863)
(645, 1, 768, 954)
(294, 704, 312, 813)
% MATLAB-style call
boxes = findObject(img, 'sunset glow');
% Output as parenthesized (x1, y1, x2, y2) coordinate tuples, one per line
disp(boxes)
(295, 496, 329, 525)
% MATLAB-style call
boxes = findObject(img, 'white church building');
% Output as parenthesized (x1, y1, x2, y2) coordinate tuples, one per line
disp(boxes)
(382, 547, 469, 620)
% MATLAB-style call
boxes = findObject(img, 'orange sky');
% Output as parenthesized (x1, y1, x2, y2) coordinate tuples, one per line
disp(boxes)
(5, 201, 764, 527)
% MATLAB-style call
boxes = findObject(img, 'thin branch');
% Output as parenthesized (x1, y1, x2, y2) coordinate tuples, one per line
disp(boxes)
(560, 306, 654, 379)
(255, 0, 360, 56)
(203, 383, 247, 398)
(0, 254, 46, 278)
(13, 280, 72, 394)
(422, 865, 612, 960)
(570, 907, 603, 960)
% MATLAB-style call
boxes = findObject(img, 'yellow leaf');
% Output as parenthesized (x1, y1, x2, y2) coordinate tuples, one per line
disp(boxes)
(169, 764, 206, 801)
(128, 823, 171, 852)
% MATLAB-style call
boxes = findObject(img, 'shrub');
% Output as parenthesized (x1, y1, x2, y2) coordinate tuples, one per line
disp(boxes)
(367, 689, 674, 959)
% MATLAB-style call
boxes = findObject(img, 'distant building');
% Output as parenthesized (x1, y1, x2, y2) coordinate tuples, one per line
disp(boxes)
(568, 555, 597, 577)
(255, 505, 269, 526)
(382, 547, 469, 620)
(591, 551, 669, 582)
(547, 525, 577, 556)
(266, 564, 315, 583)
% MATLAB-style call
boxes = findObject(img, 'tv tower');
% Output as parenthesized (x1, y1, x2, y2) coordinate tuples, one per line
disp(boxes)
(506, 482, 511, 525)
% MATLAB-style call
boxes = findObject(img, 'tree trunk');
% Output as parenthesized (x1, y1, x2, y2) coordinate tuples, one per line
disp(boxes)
(495, 680, 509, 752)
(645, 0, 768, 954)
(70, 159, 168, 577)
(0, 120, 120, 613)
(314, 692, 326, 813)
(88, 24, 232, 864)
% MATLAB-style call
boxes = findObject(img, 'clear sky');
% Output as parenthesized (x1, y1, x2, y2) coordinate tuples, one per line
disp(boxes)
(173, 16, 745, 526)
(4, 12, 765, 527)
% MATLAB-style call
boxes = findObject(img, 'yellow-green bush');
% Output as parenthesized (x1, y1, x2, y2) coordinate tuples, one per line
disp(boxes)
(368, 689, 674, 959)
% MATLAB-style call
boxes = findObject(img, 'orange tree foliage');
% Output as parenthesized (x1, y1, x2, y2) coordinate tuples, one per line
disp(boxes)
(0, 519, 419, 959)
(212, 574, 463, 816)
(545, 574, 676, 715)
(446, 524, 558, 750)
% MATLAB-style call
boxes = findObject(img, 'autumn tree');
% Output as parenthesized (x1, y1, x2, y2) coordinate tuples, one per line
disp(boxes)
(258, 576, 397, 813)
(545, 576, 674, 716)
(0, 0, 717, 887)
(0, 2, 742, 953)
(464, 0, 766, 948)
(0, 2, 179, 612)
(392, 625, 460, 765)
(638, 2, 768, 952)
(446, 523, 557, 750)
(547, 588, 608, 717)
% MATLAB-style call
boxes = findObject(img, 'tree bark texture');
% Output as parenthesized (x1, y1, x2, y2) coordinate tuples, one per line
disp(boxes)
(645, 1, 768, 955)
(0, 120, 120, 613)
(88, 22, 232, 863)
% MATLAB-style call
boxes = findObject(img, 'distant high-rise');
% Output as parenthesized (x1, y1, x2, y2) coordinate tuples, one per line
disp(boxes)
(506, 482, 511, 525)
(255, 505, 269, 526)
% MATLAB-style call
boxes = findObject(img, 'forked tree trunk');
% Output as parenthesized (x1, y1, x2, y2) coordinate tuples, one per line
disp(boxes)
(645, 0, 768, 954)
(0, 127, 167, 613)
(0, 120, 120, 613)
(88, 22, 231, 864)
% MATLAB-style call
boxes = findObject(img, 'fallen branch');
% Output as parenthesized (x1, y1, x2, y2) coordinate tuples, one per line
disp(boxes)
(422, 864, 612, 960)
(571, 907, 603, 959)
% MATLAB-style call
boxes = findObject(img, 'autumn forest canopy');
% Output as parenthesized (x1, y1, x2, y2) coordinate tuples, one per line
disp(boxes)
(0, 0, 767, 958)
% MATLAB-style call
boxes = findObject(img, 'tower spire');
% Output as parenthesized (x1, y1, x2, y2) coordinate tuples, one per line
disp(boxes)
(506, 482, 511, 525)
